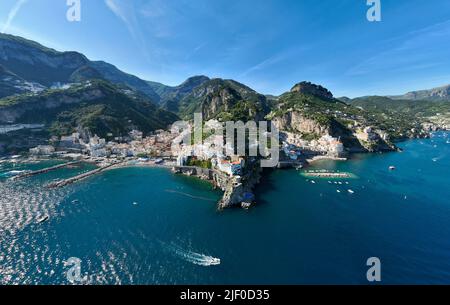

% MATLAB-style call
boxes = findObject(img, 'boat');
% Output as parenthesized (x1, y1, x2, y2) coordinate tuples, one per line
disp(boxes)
(336, 190, 341, 193)
(241, 202, 252, 209)
(37, 216, 49, 224)
(389, 166, 396, 171)
(208, 257, 221, 265)
(348, 189, 355, 194)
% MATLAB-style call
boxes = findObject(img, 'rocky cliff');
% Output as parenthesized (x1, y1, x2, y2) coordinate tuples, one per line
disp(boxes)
(272, 111, 331, 135)
(174, 78, 269, 121)
(152, 75, 210, 111)
(268, 83, 398, 153)
(290, 81, 333, 99)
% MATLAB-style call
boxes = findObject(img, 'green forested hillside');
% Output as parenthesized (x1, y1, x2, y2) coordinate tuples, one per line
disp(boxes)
(0, 80, 179, 138)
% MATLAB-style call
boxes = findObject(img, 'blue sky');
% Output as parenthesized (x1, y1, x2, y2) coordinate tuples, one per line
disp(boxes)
(1, 0, 450, 97)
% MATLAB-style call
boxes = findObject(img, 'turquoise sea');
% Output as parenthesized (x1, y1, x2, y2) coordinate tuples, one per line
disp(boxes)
(0, 132, 449, 284)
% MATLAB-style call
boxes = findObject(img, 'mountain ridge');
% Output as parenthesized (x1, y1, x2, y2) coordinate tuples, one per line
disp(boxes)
(0, 79, 179, 139)
(389, 84, 450, 102)
(163, 78, 270, 121)
(0, 33, 162, 103)
(0, 33, 449, 155)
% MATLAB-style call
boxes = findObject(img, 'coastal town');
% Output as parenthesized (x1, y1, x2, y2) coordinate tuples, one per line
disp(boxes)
(16, 120, 360, 209)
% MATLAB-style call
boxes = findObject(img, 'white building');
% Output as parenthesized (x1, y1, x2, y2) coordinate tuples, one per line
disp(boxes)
(88, 135, 108, 157)
(30, 145, 55, 155)
(59, 133, 85, 150)
(129, 130, 143, 141)
(177, 155, 188, 166)
(216, 157, 244, 176)
(90, 148, 109, 158)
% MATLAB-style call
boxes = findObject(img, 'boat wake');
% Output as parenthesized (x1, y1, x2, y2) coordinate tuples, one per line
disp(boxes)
(164, 189, 216, 202)
(0, 170, 27, 178)
(165, 243, 221, 266)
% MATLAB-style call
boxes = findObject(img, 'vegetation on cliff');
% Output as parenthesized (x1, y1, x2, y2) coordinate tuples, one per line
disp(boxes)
(167, 78, 269, 122)
(268, 86, 436, 143)
(0, 80, 179, 138)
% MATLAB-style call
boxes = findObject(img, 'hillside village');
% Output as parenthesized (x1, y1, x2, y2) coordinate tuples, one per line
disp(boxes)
(1, 33, 449, 209)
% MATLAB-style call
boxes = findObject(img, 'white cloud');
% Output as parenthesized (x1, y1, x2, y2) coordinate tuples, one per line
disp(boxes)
(103, 0, 171, 72)
(240, 54, 285, 78)
(239, 46, 308, 78)
(104, 0, 136, 37)
(1, 0, 28, 34)
(104, 0, 154, 59)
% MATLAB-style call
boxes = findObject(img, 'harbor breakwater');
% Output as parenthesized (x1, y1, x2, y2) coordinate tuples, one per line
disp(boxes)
(46, 162, 121, 188)
(12, 161, 81, 180)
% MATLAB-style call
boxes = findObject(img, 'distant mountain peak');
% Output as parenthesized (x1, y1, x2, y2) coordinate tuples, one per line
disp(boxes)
(180, 75, 210, 86)
(390, 84, 450, 102)
(0, 32, 61, 55)
(290, 81, 333, 99)
(0, 33, 161, 102)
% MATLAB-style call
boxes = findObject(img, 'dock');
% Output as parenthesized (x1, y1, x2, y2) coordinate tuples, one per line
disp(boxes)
(46, 162, 120, 188)
(12, 161, 81, 180)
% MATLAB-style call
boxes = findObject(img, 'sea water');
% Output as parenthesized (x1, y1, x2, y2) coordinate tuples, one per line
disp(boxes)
(0, 132, 449, 284)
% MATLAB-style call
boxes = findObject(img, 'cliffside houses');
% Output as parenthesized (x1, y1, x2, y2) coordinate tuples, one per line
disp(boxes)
(29, 128, 179, 160)
(355, 127, 379, 142)
(59, 133, 85, 152)
(281, 134, 344, 159)
(175, 140, 245, 177)
(315, 135, 344, 157)
(214, 157, 245, 176)
(88, 135, 108, 157)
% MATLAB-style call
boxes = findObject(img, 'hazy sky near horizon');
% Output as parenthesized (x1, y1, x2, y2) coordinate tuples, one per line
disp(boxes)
(1, 0, 450, 97)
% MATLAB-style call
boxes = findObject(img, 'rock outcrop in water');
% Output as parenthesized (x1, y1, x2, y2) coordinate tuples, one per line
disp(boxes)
(172, 163, 261, 209)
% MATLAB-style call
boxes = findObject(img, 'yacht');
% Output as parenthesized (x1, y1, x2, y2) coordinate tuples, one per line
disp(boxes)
(208, 257, 221, 265)
(37, 216, 49, 224)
